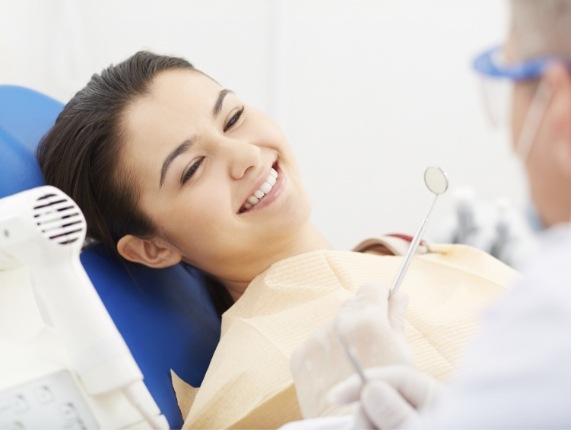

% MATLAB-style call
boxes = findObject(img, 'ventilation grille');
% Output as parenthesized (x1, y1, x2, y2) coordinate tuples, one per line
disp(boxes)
(33, 192, 85, 245)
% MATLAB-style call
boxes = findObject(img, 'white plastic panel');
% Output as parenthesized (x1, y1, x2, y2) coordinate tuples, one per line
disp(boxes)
(0, 370, 99, 429)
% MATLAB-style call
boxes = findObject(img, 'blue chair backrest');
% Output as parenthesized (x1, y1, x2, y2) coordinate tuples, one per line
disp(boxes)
(0, 85, 221, 428)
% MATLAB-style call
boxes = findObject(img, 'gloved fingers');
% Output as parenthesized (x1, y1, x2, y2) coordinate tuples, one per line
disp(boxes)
(337, 284, 408, 333)
(366, 365, 441, 409)
(326, 373, 363, 406)
(340, 283, 390, 313)
(387, 291, 409, 332)
(335, 284, 413, 372)
(290, 320, 360, 418)
(290, 282, 414, 418)
(335, 285, 387, 353)
(336, 283, 391, 342)
(360, 380, 418, 430)
(353, 405, 376, 430)
(328, 366, 441, 412)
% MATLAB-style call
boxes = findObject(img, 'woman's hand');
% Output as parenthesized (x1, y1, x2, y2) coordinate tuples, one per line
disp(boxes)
(290, 283, 414, 418)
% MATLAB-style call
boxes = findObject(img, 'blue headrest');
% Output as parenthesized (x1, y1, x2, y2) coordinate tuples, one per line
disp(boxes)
(0, 127, 45, 196)
(80, 246, 221, 428)
(0, 85, 221, 428)
(0, 85, 63, 153)
(0, 85, 59, 195)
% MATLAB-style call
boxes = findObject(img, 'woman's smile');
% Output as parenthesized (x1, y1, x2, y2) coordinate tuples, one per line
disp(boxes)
(239, 162, 284, 214)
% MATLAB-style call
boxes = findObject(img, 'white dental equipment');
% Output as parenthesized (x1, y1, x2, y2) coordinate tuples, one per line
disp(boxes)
(454, 187, 478, 244)
(0, 186, 168, 429)
(390, 166, 449, 295)
(434, 187, 539, 268)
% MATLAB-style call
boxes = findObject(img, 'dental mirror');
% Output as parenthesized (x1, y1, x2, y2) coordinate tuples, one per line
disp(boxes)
(424, 166, 449, 195)
(390, 166, 448, 295)
(337, 167, 449, 386)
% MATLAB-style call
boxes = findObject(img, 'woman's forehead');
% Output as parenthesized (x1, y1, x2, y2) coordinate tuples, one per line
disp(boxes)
(118, 69, 223, 186)
(124, 69, 222, 131)
(150, 68, 222, 99)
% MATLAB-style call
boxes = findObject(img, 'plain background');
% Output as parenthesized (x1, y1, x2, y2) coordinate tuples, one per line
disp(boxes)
(0, 0, 526, 250)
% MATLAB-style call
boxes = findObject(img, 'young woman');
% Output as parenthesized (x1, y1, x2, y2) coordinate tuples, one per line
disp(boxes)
(38, 52, 329, 302)
(37, 51, 515, 429)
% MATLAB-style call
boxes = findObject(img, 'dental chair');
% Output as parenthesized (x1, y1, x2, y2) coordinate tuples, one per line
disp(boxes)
(0, 85, 221, 429)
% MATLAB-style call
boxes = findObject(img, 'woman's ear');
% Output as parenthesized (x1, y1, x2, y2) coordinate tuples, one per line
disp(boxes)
(545, 63, 571, 177)
(117, 234, 182, 268)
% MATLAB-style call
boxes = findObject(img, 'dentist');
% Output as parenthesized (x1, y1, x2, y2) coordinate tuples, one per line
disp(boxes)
(290, 0, 571, 428)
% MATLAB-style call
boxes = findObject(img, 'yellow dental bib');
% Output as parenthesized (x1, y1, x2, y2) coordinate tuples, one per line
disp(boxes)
(178, 243, 516, 429)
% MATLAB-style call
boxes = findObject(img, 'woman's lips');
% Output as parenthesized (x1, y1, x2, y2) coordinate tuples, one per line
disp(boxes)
(239, 163, 283, 214)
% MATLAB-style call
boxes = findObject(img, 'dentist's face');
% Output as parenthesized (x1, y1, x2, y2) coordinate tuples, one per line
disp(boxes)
(507, 35, 570, 227)
(120, 69, 312, 285)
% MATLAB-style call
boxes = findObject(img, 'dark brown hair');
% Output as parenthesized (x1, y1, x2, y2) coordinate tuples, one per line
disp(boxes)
(37, 51, 234, 314)
(37, 51, 195, 251)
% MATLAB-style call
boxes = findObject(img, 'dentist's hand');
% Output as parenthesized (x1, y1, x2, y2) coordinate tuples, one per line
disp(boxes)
(328, 365, 441, 429)
(290, 284, 413, 418)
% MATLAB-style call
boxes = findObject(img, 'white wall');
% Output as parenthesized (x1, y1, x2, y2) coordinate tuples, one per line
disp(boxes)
(1, 0, 526, 250)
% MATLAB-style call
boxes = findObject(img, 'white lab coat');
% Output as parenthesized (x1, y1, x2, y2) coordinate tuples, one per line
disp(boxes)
(282, 225, 571, 430)
(412, 224, 571, 429)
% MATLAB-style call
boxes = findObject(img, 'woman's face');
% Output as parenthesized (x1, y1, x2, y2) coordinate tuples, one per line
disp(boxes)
(120, 69, 313, 286)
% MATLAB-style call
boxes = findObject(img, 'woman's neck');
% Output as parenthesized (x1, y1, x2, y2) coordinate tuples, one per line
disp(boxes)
(223, 223, 332, 301)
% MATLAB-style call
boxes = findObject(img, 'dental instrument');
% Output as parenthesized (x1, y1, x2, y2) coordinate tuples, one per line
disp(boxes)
(336, 167, 449, 387)
(390, 166, 448, 295)
(336, 324, 368, 384)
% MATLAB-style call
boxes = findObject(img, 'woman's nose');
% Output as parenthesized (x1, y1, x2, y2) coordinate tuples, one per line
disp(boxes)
(221, 139, 261, 179)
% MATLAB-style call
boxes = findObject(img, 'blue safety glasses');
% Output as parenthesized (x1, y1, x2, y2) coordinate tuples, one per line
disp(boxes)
(473, 46, 571, 127)
(473, 46, 560, 81)
(472, 46, 555, 127)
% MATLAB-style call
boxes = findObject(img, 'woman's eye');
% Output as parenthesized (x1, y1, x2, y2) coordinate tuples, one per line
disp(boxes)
(181, 157, 204, 185)
(223, 106, 245, 132)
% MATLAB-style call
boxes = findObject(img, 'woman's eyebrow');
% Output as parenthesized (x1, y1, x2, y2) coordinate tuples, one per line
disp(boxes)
(213, 89, 233, 117)
(159, 89, 232, 187)
(160, 138, 194, 187)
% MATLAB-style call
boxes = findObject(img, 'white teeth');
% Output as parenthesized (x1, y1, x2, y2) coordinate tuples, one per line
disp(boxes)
(260, 182, 272, 194)
(241, 167, 279, 212)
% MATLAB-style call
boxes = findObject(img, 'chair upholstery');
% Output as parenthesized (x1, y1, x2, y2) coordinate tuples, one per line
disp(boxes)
(80, 247, 221, 428)
(0, 85, 54, 196)
(0, 85, 221, 428)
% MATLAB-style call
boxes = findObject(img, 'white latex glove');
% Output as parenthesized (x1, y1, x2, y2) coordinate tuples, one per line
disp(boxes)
(328, 365, 441, 430)
(290, 284, 413, 419)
